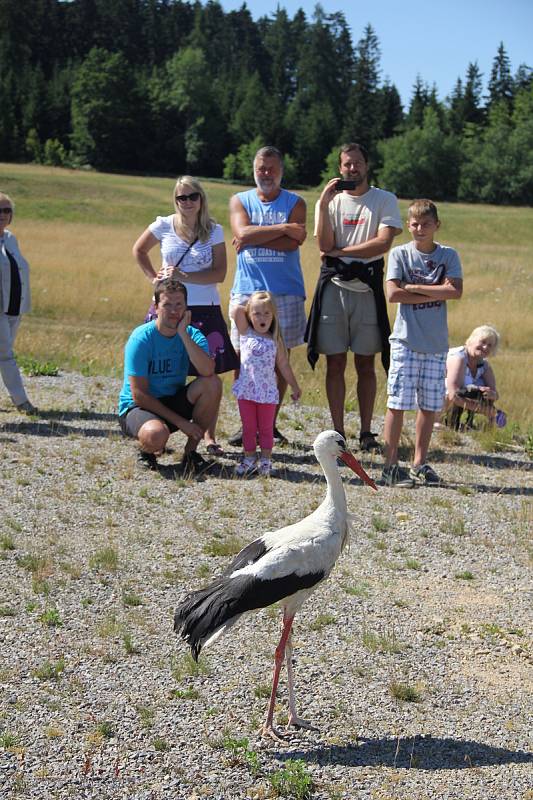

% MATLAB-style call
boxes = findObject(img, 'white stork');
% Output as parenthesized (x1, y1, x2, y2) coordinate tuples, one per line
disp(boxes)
(173, 430, 377, 739)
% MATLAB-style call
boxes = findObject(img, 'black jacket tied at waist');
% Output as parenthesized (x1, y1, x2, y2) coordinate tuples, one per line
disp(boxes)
(304, 256, 390, 374)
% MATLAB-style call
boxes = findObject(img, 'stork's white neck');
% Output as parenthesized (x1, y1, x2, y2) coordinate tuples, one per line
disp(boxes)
(322, 455, 348, 516)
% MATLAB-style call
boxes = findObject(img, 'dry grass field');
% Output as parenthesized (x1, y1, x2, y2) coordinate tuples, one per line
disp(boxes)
(1, 162, 532, 430)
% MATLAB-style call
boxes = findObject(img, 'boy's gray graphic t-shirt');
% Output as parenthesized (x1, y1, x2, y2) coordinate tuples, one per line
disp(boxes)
(387, 241, 462, 353)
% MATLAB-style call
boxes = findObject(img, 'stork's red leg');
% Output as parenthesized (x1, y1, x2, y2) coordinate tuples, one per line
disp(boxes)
(285, 632, 319, 731)
(260, 611, 294, 740)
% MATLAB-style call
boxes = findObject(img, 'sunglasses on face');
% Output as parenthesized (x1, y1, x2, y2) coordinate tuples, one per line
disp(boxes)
(0, 208, 12, 214)
(175, 192, 201, 203)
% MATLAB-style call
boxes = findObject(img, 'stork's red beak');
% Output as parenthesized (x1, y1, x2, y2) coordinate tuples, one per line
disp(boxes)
(340, 451, 378, 491)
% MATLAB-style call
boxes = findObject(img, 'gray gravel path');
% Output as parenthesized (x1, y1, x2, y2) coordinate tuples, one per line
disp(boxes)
(0, 373, 531, 800)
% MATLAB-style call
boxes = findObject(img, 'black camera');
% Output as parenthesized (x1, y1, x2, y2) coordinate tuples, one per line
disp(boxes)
(336, 180, 357, 191)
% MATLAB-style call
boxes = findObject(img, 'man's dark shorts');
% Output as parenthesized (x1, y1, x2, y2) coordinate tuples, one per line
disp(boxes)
(119, 385, 194, 439)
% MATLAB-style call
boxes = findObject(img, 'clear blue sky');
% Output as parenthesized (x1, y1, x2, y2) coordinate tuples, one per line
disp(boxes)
(218, 0, 532, 108)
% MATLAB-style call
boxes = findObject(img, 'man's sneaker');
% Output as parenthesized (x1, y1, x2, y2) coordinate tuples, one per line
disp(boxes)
(228, 429, 243, 447)
(359, 431, 382, 453)
(16, 400, 38, 415)
(181, 450, 211, 476)
(235, 455, 257, 476)
(137, 450, 158, 471)
(258, 457, 272, 476)
(381, 463, 415, 488)
(273, 426, 288, 445)
(410, 463, 441, 485)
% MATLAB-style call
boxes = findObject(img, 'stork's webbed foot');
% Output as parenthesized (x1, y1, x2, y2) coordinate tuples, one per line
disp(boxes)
(286, 713, 319, 731)
(259, 722, 289, 742)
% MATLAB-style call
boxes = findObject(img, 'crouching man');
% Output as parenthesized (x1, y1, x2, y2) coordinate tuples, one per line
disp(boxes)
(118, 278, 222, 474)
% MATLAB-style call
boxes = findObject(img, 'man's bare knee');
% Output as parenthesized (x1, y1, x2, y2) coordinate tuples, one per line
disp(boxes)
(138, 420, 169, 453)
(326, 353, 347, 378)
(354, 354, 376, 378)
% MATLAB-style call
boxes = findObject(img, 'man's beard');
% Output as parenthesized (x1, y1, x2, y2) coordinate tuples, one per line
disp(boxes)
(255, 176, 280, 194)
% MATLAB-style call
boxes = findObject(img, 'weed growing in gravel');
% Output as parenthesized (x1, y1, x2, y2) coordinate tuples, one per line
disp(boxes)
(90, 546, 119, 571)
(172, 687, 200, 700)
(203, 536, 244, 557)
(195, 563, 211, 578)
(431, 497, 452, 510)
(393, 598, 409, 609)
(310, 613, 336, 631)
(95, 720, 115, 738)
(442, 515, 466, 536)
(45, 725, 64, 738)
(253, 683, 271, 699)
(269, 759, 313, 799)
(389, 681, 422, 702)
(372, 515, 390, 532)
(344, 581, 370, 597)
(33, 657, 65, 681)
(0, 732, 19, 749)
(39, 607, 62, 627)
(18, 355, 59, 376)
(362, 625, 402, 654)
(137, 705, 156, 728)
(122, 632, 139, 655)
(1, 533, 15, 550)
(223, 736, 262, 776)
(455, 570, 475, 581)
(122, 590, 143, 607)
(441, 543, 455, 555)
(153, 737, 170, 751)
(171, 652, 210, 681)
(405, 558, 422, 571)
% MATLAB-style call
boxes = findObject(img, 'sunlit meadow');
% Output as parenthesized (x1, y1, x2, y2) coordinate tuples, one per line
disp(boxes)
(1, 162, 532, 429)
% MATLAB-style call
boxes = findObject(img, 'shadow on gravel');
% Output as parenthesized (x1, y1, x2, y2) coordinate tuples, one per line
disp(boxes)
(0, 421, 119, 439)
(279, 735, 533, 770)
(439, 451, 532, 471)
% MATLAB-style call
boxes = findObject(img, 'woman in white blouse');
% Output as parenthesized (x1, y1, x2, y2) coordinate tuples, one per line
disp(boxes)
(0, 192, 36, 414)
(133, 177, 238, 455)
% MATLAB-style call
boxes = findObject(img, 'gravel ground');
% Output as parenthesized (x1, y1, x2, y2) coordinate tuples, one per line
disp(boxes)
(0, 373, 531, 800)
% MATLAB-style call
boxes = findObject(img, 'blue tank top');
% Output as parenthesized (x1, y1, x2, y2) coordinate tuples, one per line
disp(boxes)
(231, 189, 305, 297)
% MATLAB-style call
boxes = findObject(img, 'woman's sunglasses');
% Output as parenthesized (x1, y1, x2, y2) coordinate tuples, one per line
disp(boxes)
(175, 192, 201, 204)
(0, 207, 13, 214)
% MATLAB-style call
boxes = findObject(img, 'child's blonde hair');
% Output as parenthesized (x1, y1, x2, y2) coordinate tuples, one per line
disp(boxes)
(408, 198, 439, 222)
(466, 324, 500, 355)
(245, 291, 286, 353)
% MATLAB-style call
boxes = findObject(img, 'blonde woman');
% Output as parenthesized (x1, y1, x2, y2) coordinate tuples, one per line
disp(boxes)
(0, 192, 36, 414)
(445, 325, 503, 427)
(133, 177, 238, 454)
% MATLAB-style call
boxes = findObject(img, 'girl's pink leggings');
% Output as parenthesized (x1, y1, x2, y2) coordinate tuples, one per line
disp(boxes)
(238, 399, 277, 452)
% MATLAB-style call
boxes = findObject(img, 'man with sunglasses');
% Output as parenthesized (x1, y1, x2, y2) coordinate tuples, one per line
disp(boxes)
(118, 278, 222, 474)
(229, 146, 307, 445)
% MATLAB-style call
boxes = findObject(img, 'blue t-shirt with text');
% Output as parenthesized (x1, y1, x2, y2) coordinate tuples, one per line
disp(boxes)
(118, 321, 208, 416)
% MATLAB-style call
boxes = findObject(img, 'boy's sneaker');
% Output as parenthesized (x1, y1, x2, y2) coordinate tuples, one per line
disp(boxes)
(235, 455, 257, 476)
(181, 450, 211, 476)
(359, 431, 382, 453)
(16, 400, 38, 415)
(137, 450, 158, 471)
(381, 463, 415, 488)
(258, 457, 272, 476)
(409, 463, 441, 485)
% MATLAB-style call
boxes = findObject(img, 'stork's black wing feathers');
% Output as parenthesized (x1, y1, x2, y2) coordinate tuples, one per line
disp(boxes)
(221, 536, 268, 576)
(174, 568, 325, 660)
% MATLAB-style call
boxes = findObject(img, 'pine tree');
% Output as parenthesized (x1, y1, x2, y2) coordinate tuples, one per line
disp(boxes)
(487, 42, 514, 108)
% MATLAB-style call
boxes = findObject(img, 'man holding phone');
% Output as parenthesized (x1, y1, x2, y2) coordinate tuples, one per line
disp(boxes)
(305, 142, 402, 452)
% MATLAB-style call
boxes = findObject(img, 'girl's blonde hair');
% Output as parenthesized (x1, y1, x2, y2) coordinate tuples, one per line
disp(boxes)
(172, 176, 214, 243)
(245, 291, 286, 353)
(466, 324, 500, 355)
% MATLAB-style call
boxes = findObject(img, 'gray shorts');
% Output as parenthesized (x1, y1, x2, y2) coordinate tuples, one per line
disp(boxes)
(118, 385, 194, 438)
(229, 293, 306, 350)
(315, 282, 382, 356)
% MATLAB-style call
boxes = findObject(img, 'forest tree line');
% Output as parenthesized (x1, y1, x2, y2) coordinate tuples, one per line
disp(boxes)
(1, 0, 532, 203)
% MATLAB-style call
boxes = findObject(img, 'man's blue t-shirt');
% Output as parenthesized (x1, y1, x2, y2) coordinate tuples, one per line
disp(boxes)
(118, 321, 208, 416)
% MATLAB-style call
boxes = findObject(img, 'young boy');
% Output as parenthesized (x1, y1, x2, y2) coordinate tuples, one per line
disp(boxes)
(382, 199, 463, 487)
